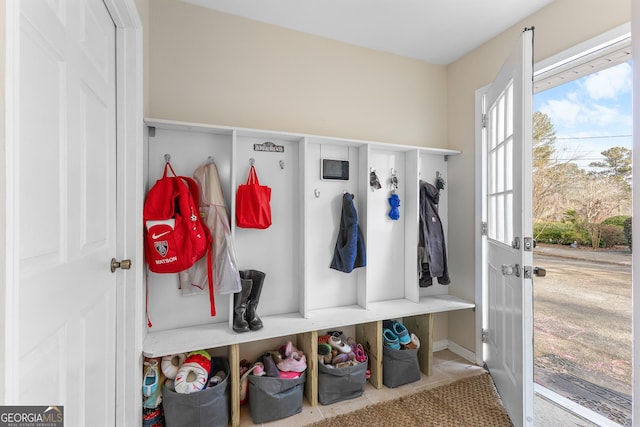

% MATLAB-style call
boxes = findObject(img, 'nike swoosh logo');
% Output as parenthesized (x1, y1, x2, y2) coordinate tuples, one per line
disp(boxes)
(152, 231, 170, 239)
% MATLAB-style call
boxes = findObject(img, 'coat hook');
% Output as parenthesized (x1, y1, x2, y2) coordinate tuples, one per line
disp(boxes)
(314, 189, 320, 198)
(390, 168, 398, 192)
(249, 158, 255, 166)
(435, 171, 446, 190)
(164, 153, 171, 163)
(279, 160, 285, 170)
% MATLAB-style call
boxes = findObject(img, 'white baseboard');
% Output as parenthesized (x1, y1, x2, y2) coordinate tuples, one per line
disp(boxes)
(444, 340, 477, 364)
(433, 339, 448, 352)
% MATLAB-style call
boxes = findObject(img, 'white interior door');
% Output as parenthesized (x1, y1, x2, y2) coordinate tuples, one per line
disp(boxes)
(482, 29, 534, 427)
(8, 0, 118, 425)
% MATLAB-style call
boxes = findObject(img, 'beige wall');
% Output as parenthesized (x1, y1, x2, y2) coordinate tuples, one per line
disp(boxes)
(147, 0, 447, 147)
(446, 0, 630, 352)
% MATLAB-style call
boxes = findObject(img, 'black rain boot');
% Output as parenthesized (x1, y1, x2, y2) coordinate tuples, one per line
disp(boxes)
(241, 270, 265, 331)
(233, 278, 252, 332)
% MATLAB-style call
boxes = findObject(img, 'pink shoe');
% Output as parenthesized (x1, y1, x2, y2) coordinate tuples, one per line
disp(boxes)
(354, 344, 367, 363)
(281, 341, 305, 361)
(277, 354, 307, 372)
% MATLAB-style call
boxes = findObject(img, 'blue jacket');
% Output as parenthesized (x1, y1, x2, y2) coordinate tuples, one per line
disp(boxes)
(330, 193, 366, 273)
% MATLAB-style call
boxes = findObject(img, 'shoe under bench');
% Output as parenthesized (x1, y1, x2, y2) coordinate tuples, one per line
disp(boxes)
(143, 295, 474, 427)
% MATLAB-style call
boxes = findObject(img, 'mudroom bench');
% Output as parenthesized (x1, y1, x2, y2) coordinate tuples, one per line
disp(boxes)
(143, 296, 474, 427)
(142, 118, 475, 426)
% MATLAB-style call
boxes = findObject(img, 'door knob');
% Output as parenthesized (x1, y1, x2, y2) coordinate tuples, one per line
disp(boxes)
(501, 264, 520, 277)
(110, 258, 132, 273)
(533, 266, 546, 277)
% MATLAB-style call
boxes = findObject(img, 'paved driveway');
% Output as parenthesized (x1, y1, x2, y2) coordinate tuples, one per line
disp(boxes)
(533, 244, 631, 426)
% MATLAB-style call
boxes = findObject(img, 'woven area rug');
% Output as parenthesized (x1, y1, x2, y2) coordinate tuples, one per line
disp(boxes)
(308, 373, 513, 427)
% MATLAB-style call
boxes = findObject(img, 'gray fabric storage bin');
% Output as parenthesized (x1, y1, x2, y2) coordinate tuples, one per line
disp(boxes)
(382, 346, 421, 388)
(317, 361, 367, 405)
(162, 357, 229, 427)
(248, 372, 306, 424)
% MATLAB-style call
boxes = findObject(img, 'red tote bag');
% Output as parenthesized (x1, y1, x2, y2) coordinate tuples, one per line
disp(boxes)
(236, 165, 272, 229)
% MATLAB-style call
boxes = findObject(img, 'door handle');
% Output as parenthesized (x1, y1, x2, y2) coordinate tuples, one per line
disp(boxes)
(110, 258, 132, 273)
(501, 264, 520, 277)
(533, 266, 546, 277)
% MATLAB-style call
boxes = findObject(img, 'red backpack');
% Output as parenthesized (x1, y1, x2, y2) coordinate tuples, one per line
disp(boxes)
(144, 162, 215, 320)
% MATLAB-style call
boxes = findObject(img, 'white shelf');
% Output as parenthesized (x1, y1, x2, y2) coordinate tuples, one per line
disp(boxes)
(143, 117, 469, 359)
(142, 294, 474, 357)
(145, 117, 461, 157)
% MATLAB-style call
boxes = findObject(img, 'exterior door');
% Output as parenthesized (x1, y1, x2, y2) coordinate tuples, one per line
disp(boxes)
(6, 0, 118, 425)
(482, 29, 534, 427)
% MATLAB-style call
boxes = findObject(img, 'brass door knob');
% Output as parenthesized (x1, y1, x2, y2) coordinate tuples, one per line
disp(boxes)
(110, 258, 132, 273)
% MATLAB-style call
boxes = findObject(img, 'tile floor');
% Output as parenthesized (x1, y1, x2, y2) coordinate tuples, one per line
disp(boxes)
(237, 349, 486, 426)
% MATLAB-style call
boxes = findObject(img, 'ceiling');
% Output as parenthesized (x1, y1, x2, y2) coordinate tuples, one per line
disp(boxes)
(181, 0, 554, 65)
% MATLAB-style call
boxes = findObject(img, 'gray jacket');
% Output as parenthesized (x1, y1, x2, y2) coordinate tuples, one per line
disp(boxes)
(418, 181, 450, 286)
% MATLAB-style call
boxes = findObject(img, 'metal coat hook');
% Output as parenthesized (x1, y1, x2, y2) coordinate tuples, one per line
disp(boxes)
(279, 160, 285, 170)
(249, 158, 255, 166)
(314, 189, 320, 198)
(436, 171, 446, 190)
(390, 168, 399, 192)
(164, 153, 171, 163)
(370, 167, 382, 190)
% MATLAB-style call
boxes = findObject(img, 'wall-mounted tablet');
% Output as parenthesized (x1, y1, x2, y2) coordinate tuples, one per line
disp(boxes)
(321, 159, 349, 180)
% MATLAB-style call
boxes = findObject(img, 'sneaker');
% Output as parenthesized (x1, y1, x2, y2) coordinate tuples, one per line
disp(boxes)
(383, 328, 400, 350)
(392, 322, 411, 345)
(277, 354, 307, 372)
(142, 360, 159, 397)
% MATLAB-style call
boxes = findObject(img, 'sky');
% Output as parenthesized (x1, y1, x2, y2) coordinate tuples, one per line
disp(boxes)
(533, 61, 633, 171)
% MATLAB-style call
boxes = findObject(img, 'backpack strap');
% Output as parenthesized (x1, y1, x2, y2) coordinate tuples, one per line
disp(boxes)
(145, 267, 152, 328)
(207, 245, 215, 316)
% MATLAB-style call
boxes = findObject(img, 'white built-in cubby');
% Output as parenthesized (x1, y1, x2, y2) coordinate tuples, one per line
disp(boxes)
(142, 118, 474, 424)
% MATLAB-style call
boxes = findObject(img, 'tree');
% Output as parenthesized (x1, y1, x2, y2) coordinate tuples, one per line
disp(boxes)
(589, 146, 632, 215)
(567, 174, 628, 248)
(532, 112, 584, 222)
(533, 111, 556, 169)
(589, 146, 632, 183)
